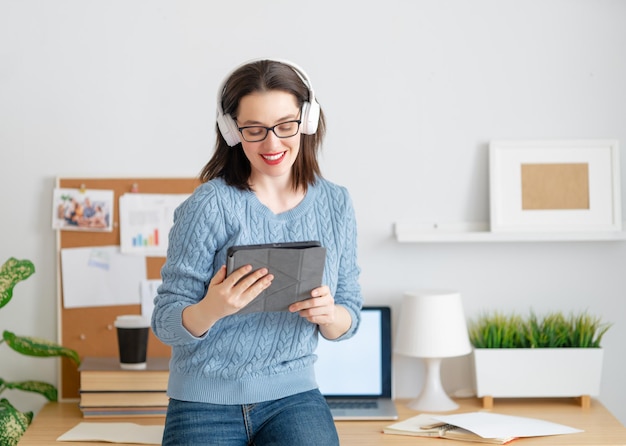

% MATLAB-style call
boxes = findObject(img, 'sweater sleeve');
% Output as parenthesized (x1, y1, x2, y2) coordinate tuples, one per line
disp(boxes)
(330, 186, 363, 341)
(151, 184, 225, 346)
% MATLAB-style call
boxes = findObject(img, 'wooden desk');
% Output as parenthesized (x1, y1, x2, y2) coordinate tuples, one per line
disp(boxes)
(18, 398, 626, 445)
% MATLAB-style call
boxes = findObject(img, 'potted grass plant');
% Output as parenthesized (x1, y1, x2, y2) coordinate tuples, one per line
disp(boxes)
(469, 310, 611, 408)
(0, 257, 81, 446)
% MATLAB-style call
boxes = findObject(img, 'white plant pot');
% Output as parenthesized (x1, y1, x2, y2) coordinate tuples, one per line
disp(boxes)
(473, 348, 604, 398)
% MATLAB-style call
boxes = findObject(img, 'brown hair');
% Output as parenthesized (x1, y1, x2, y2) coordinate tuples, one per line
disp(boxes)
(199, 60, 326, 191)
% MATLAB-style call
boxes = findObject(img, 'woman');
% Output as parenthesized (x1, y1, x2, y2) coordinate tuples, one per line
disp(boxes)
(152, 59, 362, 445)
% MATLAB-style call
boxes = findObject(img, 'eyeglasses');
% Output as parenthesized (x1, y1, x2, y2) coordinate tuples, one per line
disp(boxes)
(237, 119, 302, 142)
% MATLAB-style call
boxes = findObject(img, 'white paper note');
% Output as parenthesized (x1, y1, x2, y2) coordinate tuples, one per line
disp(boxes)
(119, 193, 189, 256)
(141, 279, 162, 322)
(60, 246, 147, 308)
(433, 412, 583, 439)
(57, 422, 164, 444)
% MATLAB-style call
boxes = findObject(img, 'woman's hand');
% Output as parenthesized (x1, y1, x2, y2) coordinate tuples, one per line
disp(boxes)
(288, 285, 335, 325)
(205, 264, 274, 316)
(182, 264, 273, 337)
(289, 286, 352, 340)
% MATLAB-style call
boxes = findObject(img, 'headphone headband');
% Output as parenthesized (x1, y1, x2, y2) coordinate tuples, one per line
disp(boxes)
(216, 58, 320, 147)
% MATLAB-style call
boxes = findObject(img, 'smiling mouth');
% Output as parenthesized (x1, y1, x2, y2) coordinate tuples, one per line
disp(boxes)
(261, 152, 286, 162)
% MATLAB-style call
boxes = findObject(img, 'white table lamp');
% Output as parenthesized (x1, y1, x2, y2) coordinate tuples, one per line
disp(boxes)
(394, 290, 472, 412)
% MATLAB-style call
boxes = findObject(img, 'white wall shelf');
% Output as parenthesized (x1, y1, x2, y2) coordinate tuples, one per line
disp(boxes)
(394, 222, 626, 243)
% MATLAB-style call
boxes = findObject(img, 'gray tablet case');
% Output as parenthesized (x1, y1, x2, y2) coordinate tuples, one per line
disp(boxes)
(226, 241, 326, 315)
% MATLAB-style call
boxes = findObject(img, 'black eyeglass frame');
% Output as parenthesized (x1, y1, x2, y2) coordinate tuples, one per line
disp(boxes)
(236, 119, 302, 143)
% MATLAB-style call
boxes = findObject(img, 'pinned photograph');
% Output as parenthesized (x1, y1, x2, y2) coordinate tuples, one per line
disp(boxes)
(52, 187, 114, 232)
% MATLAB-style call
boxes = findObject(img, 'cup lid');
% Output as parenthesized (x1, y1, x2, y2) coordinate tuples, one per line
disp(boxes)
(114, 314, 149, 328)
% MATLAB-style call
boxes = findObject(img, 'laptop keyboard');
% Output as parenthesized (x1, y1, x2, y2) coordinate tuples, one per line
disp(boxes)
(326, 399, 378, 410)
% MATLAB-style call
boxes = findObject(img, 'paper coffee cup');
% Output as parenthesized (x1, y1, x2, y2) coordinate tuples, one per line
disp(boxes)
(114, 315, 150, 370)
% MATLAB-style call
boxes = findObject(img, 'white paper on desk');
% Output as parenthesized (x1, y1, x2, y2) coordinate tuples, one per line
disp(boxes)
(57, 422, 163, 444)
(61, 246, 147, 308)
(433, 412, 583, 439)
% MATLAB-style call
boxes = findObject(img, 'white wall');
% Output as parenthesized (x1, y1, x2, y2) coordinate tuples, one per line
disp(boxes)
(1, 0, 625, 424)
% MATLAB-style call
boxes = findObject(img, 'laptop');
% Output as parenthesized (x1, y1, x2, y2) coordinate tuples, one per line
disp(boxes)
(315, 306, 399, 420)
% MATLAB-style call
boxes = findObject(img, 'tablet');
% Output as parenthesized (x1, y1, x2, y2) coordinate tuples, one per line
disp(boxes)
(226, 241, 326, 314)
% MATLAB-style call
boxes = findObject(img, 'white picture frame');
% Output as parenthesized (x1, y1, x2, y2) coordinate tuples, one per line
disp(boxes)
(489, 140, 621, 233)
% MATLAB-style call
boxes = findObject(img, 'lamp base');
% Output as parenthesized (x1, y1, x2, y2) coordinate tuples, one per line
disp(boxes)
(407, 357, 459, 412)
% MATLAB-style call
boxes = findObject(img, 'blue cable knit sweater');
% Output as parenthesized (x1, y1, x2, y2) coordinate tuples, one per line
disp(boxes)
(151, 177, 363, 405)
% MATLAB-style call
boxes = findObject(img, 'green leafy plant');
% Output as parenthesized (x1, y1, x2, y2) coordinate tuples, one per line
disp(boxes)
(468, 310, 611, 349)
(0, 257, 81, 446)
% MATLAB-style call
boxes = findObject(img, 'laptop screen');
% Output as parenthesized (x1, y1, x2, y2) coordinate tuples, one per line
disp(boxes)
(315, 306, 392, 398)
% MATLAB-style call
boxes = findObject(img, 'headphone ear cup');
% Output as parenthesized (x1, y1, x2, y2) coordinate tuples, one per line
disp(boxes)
(216, 111, 241, 146)
(300, 100, 320, 135)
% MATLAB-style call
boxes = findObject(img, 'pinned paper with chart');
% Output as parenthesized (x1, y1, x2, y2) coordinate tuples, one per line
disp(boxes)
(119, 193, 189, 256)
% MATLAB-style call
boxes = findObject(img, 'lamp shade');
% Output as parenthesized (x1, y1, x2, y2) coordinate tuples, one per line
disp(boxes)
(394, 290, 471, 359)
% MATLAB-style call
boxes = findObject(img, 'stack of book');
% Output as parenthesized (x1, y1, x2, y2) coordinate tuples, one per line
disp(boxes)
(78, 356, 169, 418)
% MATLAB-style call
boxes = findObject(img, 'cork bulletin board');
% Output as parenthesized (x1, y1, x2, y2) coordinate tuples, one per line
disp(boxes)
(56, 177, 200, 400)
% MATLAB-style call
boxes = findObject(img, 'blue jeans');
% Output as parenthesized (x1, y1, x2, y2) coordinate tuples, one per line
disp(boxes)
(162, 389, 339, 446)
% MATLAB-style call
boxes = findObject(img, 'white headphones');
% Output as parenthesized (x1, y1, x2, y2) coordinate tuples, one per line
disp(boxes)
(216, 59, 321, 147)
